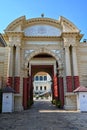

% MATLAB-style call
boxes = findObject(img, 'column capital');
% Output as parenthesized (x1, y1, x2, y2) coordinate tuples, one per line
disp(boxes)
(8, 37, 14, 47)
(15, 43, 21, 47)
(63, 37, 76, 47)
(8, 36, 21, 47)
(15, 37, 21, 47)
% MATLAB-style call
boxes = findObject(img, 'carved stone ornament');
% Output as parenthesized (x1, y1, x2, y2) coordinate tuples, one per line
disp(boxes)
(24, 50, 34, 58)
(51, 49, 64, 61)
(8, 36, 21, 47)
(63, 37, 76, 47)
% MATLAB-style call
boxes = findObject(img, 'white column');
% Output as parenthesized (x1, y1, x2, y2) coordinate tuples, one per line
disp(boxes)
(7, 45, 13, 77)
(15, 44, 20, 76)
(72, 46, 78, 76)
(65, 46, 71, 76)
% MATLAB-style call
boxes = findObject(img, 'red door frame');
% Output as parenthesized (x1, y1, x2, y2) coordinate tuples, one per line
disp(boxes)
(23, 64, 64, 109)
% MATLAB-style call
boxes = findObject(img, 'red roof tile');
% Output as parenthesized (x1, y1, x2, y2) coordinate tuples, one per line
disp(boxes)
(73, 86, 87, 92)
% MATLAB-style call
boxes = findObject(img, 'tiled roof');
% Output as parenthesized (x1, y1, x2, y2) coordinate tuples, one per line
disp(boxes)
(2, 86, 15, 93)
(73, 86, 87, 92)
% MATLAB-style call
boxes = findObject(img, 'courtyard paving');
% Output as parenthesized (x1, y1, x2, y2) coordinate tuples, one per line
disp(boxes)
(0, 100, 87, 130)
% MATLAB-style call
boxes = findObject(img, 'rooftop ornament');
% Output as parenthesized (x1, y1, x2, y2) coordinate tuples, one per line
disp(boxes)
(41, 13, 44, 18)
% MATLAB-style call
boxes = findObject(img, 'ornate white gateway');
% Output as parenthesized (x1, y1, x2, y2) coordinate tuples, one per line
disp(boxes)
(2, 15, 84, 111)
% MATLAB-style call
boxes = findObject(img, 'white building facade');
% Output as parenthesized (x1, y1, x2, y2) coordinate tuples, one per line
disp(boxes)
(33, 72, 52, 95)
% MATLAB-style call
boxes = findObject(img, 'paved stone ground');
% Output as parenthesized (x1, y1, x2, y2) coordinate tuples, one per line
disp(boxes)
(0, 100, 87, 130)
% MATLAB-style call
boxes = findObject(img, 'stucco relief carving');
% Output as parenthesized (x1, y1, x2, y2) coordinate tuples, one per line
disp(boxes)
(24, 50, 34, 58)
(24, 48, 63, 69)
(51, 49, 64, 61)
(63, 37, 76, 47)
(51, 49, 64, 72)
(24, 25, 61, 36)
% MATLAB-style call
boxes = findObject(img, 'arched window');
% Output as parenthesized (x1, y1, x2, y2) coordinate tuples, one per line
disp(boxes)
(40, 76, 43, 81)
(35, 76, 39, 81)
(44, 76, 47, 81)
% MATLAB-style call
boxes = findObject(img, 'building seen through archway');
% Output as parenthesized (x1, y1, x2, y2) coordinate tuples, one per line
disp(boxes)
(33, 72, 52, 100)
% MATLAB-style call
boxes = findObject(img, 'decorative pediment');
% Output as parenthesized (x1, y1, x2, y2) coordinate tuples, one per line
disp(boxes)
(60, 16, 80, 33)
(4, 15, 82, 41)
(4, 16, 25, 31)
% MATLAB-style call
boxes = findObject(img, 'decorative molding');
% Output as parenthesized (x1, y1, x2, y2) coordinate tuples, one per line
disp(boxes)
(51, 49, 64, 66)
(23, 36, 62, 41)
(24, 50, 34, 58)
(24, 17, 61, 29)
(24, 48, 64, 70)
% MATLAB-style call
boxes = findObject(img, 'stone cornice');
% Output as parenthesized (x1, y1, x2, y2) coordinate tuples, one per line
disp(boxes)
(62, 32, 80, 36)
(23, 36, 63, 41)
(62, 32, 83, 41)
(3, 31, 24, 40)
(79, 43, 87, 47)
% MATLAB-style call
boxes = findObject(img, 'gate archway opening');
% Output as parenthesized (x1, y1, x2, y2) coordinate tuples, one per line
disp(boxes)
(23, 53, 64, 110)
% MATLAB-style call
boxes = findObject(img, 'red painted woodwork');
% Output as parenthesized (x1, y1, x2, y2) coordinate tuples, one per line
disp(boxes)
(27, 77, 30, 101)
(30, 76, 33, 102)
(23, 78, 28, 110)
(14, 77, 20, 93)
(53, 75, 59, 100)
(73, 76, 80, 89)
(28, 76, 32, 102)
(59, 77, 64, 107)
(6, 77, 13, 87)
(66, 76, 73, 92)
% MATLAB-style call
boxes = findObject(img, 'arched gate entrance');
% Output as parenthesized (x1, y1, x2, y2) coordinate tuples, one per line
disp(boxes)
(23, 54, 64, 110)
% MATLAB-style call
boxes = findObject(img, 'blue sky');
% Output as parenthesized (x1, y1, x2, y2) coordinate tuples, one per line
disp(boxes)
(0, 0, 87, 41)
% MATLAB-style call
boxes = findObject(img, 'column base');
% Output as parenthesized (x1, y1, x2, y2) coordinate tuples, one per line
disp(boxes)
(14, 94, 23, 111)
(64, 92, 77, 110)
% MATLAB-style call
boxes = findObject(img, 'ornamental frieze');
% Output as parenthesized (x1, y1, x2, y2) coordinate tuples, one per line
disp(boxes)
(51, 49, 64, 60)
(24, 50, 34, 58)
(51, 49, 64, 68)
